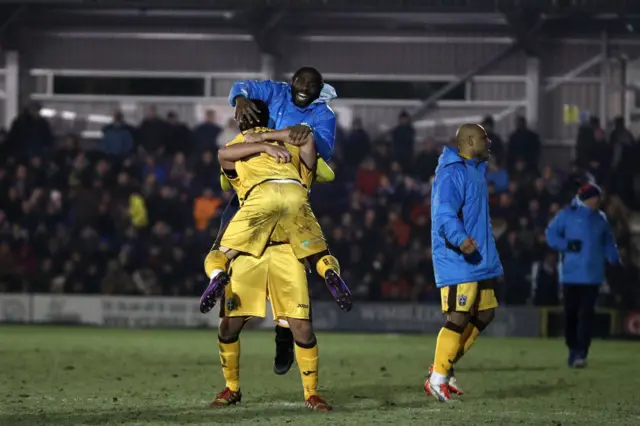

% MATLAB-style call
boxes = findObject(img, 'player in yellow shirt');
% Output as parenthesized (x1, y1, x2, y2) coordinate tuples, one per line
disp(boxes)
(200, 100, 351, 316)
(205, 100, 346, 411)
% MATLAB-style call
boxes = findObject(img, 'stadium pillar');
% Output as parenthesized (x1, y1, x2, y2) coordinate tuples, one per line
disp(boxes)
(525, 56, 541, 130)
(4, 50, 18, 128)
(248, 7, 286, 81)
(261, 53, 278, 81)
(599, 31, 611, 124)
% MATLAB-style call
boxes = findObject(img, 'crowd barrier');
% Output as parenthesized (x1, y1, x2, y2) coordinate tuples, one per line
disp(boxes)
(1, 294, 638, 338)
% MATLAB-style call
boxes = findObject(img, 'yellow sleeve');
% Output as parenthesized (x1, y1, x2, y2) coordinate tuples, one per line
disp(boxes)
(316, 158, 335, 183)
(220, 132, 244, 191)
(220, 173, 233, 191)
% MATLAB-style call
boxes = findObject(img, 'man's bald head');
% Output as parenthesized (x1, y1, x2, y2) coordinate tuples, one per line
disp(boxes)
(456, 123, 491, 160)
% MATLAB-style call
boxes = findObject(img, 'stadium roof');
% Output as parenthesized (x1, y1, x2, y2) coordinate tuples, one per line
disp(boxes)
(2, 0, 640, 40)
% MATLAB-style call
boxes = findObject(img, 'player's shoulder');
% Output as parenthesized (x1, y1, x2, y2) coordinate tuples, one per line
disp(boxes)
(312, 103, 336, 120)
(226, 132, 245, 146)
(436, 162, 467, 181)
(269, 81, 289, 94)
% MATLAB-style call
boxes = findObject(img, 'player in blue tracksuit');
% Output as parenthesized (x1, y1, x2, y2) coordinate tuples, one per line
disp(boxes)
(216, 67, 337, 376)
(546, 183, 621, 368)
(426, 123, 504, 403)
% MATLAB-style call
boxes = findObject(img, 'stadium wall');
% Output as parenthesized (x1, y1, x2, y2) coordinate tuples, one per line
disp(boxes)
(1, 294, 637, 339)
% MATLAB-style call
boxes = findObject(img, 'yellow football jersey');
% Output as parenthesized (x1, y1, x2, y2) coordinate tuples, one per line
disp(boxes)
(223, 128, 314, 201)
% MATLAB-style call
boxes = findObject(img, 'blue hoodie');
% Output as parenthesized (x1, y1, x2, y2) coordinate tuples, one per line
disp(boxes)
(545, 198, 620, 285)
(229, 80, 337, 161)
(431, 146, 503, 287)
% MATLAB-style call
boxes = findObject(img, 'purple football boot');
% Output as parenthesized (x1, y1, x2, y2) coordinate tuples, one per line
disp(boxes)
(324, 270, 353, 312)
(200, 272, 230, 314)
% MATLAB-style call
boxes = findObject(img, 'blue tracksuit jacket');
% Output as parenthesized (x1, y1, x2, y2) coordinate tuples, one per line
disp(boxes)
(431, 146, 503, 287)
(229, 80, 337, 161)
(546, 199, 621, 285)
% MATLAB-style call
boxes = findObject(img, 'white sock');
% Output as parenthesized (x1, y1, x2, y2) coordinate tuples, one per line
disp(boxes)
(210, 269, 223, 280)
(430, 371, 448, 386)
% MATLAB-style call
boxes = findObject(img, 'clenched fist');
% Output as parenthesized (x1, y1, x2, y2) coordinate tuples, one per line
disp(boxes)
(459, 237, 478, 254)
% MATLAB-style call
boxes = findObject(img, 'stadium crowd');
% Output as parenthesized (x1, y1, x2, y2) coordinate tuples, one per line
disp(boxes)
(0, 103, 638, 309)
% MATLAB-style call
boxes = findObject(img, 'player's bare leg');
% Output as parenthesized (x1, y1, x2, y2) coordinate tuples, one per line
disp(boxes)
(287, 317, 332, 412)
(426, 311, 471, 403)
(210, 316, 247, 407)
(200, 248, 241, 313)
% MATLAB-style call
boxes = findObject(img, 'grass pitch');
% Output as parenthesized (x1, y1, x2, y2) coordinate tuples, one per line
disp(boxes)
(1, 326, 639, 425)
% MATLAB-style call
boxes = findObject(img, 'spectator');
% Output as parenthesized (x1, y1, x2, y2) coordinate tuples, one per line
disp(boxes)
(355, 158, 382, 196)
(164, 111, 193, 157)
(7, 101, 54, 160)
(531, 252, 560, 306)
(101, 110, 135, 158)
(507, 115, 541, 173)
(609, 117, 638, 208)
(575, 116, 601, 169)
(391, 110, 415, 171)
(193, 109, 222, 157)
(343, 118, 371, 170)
(193, 188, 222, 231)
(128, 192, 148, 229)
(169, 152, 189, 184)
(194, 150, 220, 191)
(486, 156, 509, 193)
(137, 105, 167, 155)
(482, 115, 505, 167)
(413, 140, 439, 182)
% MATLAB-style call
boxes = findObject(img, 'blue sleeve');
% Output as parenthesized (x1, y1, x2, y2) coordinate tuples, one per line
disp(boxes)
(309, 106, 336, 161)
(545, 211, 568, 251)
(602, 216, 621, 265)
(229, 80, 277, 106)
(432, 166, 468, 248)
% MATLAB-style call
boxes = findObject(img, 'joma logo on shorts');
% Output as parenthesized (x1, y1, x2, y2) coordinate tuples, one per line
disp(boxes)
(297, 304, 309, 308)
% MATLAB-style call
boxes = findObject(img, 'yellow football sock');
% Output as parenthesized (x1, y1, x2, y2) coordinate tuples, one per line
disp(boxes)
(453, 323, 481, 364)
(295, 339, 319, 400)
(433, 323, 463, 378)
(204, 250, 230, 278)
(218, 336, 240, 392)
(315, 254, 340, 278)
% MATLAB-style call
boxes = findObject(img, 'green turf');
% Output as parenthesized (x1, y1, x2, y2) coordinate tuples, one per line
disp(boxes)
(1, 326, 639, 425)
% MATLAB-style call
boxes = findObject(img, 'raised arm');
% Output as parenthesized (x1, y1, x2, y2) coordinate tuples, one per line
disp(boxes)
(245, 129, 316, 169)
(432, 167, 468, 248)
(229, 80, 279, 106)
(218, 143, 267, 169)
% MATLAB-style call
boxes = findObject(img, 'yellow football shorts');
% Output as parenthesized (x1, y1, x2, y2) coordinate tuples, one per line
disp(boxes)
(220, 181, 327, 259)
(440, 280, 499, 313)
(222, 243, 310, 322)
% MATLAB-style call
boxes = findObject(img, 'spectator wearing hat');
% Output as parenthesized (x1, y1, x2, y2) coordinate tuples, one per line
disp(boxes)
(545, 183, 621, 368)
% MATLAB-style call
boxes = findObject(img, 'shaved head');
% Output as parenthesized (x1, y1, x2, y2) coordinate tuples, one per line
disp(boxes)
(456, 123, 491, 160)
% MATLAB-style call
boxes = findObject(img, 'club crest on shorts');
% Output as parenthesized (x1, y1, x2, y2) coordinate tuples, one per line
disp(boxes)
(226, 295, 239, 312)
(458, 294, 468, 307)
